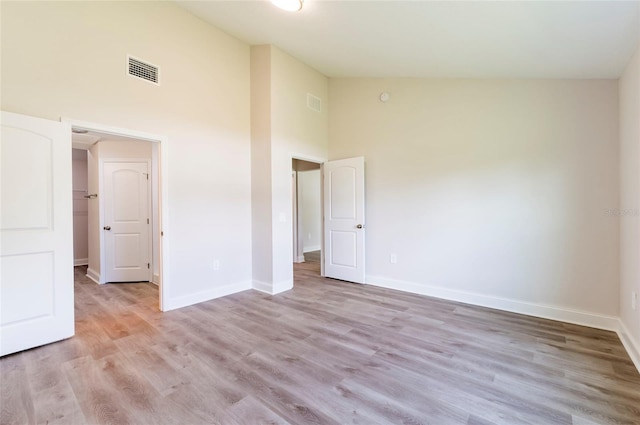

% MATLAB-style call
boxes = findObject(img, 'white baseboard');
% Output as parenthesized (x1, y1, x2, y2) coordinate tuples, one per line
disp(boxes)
(74, 258, 88, 266)
(86, 268, 101, 284)
(252, 279, 293, 295)
(252, 280, 272, 294)
(303, 245, 321, 253)
(617, 320, 640, 374)
(164, 280, 252, 311)
(365, 275, 620, 332)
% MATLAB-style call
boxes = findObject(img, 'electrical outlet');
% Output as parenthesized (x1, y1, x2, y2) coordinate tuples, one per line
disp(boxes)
(390, 253, 397, 264)
(632, 291, 637, 311)
(213, 259, 220, 271)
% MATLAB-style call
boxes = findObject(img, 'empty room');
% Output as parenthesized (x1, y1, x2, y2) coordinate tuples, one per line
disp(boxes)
(1, 1, 639, 424)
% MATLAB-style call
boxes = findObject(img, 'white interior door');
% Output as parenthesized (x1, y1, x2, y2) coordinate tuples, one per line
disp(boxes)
(103, 161, 151, 283)
(323, 156, 365, 283)
(1, 111, 74, 357)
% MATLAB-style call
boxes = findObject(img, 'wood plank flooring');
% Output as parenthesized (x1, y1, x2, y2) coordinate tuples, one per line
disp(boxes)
(1, 251, 639, 424)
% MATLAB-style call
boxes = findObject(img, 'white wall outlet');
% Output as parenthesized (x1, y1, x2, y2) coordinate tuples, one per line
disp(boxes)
(632, 291, 637, 310)
(213, 259, 220, 271)
(390, 253, 397, 264)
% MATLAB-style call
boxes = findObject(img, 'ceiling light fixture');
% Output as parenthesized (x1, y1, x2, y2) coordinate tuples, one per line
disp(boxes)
(271, 0, 303, 12)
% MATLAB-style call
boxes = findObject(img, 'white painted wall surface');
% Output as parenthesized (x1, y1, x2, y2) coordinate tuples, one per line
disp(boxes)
(270, 46, 329, 288)
(329, 79, 620, 324)
(1, 1, 252, 310)
(619, 44, 640, 365)
(250, 45, 328, 293)
(72, 149, 88, 265)
(298, 169, 322, 252)
(250, 45, 274, 287)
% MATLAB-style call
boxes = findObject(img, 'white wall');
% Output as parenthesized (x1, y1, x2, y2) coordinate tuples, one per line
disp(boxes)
(1, 1, 252, 310)
(250, 45, 329, 293)
(298, 169, 322, 252)
(619, 44, 640, 367)
(329, 79, 620, 326)
(72, 149, 88, 265)
(271, 46, 329, 287)
(250, 45, 274, 287)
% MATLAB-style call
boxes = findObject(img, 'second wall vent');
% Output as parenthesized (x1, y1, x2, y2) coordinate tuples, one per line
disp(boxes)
(307, 93, 322, 113)
(128, 55, 159, 85)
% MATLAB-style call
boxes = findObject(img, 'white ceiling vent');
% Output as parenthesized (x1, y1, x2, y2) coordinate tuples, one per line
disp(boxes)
(128, 55, 159, 85)
(307, 93, 322, 113)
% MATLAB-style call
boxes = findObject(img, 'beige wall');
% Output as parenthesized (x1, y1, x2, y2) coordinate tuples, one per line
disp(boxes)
(619, 44, 640, 363)
(271, 46, 329, 286)
(250, 45, 274, 286)
(1, 1, 252, 309)
(250, 45, 329, 292)
(329, 78, 620, 321)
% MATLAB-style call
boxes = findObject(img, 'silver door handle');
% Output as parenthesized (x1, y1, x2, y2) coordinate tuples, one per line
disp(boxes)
(356, 224, 365, 229)
(103, 226, 111, 231)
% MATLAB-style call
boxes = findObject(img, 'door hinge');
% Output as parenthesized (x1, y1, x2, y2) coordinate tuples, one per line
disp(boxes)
(147, 263, 150, 269)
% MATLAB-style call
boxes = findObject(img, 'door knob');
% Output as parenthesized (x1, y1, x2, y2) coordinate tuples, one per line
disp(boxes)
(103, 226, 111, 231)
(356, 224, 364, 229)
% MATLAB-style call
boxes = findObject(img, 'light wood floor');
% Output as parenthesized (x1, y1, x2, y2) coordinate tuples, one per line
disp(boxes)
(2, 252, 639, 425)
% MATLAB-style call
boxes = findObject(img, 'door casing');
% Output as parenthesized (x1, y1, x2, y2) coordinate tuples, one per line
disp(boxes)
(62, 118, 170, 311)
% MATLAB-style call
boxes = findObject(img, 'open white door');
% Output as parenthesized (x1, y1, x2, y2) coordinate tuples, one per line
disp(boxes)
(0, 111, 74, 357)
(323, 157, 365, 283)
(103, 161, 151, 283)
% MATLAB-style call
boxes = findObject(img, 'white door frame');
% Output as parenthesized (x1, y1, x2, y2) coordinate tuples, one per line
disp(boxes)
(289, 153, 326, 278)
(100, 158, 152, 283)
(61, 118, 170, 312)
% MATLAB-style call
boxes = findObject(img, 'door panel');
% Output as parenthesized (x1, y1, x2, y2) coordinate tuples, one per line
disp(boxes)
(1, 111, 74, 357)
(329, 167, 356, 219)
(103, 162, 150, 282)
(323, 157, 365, 283)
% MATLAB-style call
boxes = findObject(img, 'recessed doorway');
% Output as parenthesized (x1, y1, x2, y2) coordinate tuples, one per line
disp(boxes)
(292, 158, 322, 275)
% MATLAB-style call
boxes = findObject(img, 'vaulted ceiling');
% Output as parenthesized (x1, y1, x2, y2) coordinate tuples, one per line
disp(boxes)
(177, 0, 639, 79)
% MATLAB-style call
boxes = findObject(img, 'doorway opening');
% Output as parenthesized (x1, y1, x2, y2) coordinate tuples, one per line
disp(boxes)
(67, 118, 168, 311)
(292, 158, 322, 277)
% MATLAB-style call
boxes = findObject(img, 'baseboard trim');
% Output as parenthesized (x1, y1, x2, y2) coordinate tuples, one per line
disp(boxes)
(164, 280, 252, 311)
(365, 275, 620, 331)
(86, 268, 101, 284)
(617, 320, 640, 374)
(74, 258, 88, 266)
(303, 245, 321, 253)
(252, 279, 293, 295)
(252, 280, 272, 294)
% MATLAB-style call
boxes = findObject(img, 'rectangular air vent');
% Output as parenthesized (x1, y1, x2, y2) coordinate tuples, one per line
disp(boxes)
(307, 93, 322, 113)
(127, 55, 159, 85)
